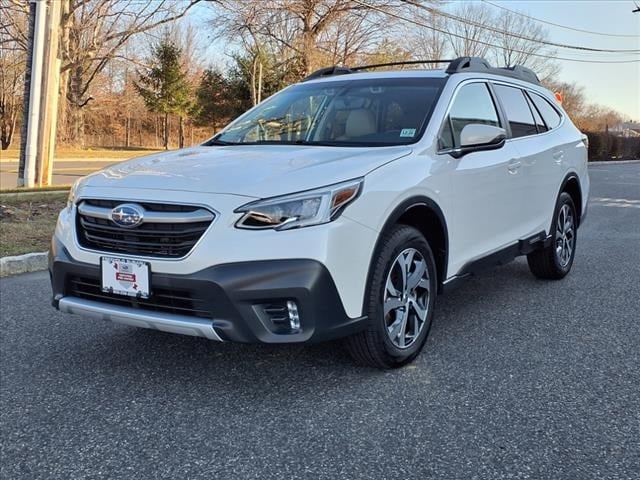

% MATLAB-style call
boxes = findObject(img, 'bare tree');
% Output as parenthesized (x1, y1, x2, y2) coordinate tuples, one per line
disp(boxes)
(490, 9, 560, 82)
(0, 1, 27, 149)
(409, 10, 448, 66)
(0, 0, 29, 50)
(543, 80, 587, 126)
(56, 0, 202, 145)
(0, 41, 25, 149)
(443, 3, 493, 58)
(211, 0, 417, 76)
(403, 2, 560, 80)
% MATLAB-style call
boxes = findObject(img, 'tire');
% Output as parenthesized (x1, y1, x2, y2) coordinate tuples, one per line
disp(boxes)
(527, 192, 577, 280)
(346, 225, 437, 369)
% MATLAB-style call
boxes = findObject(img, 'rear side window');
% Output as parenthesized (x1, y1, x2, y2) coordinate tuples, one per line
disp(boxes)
(494, 84, 537, 138)
(530, 92, 562, 130)
(440, 82, 500, 149)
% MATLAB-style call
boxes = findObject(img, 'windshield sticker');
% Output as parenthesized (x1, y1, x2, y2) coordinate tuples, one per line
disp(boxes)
(400, 128, 416, 137)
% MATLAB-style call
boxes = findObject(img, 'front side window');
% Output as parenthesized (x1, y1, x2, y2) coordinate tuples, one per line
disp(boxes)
(530, 92, 562, 130)
(439, 82, 500, 150)
(211, 78, 445, 147)
(493, 84, 538, 138)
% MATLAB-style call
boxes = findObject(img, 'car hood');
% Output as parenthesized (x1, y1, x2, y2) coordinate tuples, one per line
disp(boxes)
(81, 145, 412, 198)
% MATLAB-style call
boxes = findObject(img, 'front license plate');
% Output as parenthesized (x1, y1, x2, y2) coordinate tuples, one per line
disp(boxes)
(101, 257, 150, 298)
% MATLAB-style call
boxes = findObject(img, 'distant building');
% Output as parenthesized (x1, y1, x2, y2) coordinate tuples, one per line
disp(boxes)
(610, 122, 640, 138)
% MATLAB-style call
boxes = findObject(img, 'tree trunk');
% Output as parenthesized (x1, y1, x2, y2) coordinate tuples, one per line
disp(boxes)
(301, 26, 316, 76)
(251, 56, 258, 106)
(163, 113, 169, 150)
(257, 61, 263, 104)
(18, 2, 36, 185)
(56, 0, 71, 144)
(125, 115, 131, 148)
(178, 116, 184, 148)
(0, 107, 17, 150)
(66, 65, 86, 147)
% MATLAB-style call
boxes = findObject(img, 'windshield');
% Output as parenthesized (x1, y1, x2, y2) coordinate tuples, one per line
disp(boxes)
(210, 77, 446, 147)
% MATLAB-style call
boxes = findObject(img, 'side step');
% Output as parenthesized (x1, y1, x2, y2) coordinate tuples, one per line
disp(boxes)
(58, 296, 222, 341)
(442, 231, 551, 293)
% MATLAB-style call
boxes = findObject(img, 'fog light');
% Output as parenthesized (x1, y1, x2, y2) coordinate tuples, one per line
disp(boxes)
(286, 300, 300, 331)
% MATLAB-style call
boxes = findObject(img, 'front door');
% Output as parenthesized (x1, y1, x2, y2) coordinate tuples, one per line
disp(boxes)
(440, 81, 528, 275)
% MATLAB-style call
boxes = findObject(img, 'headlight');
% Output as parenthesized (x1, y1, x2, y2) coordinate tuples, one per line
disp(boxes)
(235, 178, 363, 231)
(67, 179, 81, 209)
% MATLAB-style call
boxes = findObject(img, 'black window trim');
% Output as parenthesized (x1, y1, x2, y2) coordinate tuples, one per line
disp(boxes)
(523, 90, 548, 133)
(527, 90, 564, 132)
(491, 82, 539, 139)
(436, 79, 504, 154)
(489, 79, 565, 141)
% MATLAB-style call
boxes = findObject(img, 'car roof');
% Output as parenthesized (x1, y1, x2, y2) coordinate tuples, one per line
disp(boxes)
(300, 69, 449, 84)
(299, 67, 552, 99)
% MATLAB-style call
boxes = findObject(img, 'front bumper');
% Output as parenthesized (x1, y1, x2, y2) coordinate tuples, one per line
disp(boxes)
(50, 237, 367, 343)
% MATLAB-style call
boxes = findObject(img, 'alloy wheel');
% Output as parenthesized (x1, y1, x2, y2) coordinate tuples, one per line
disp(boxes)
(555, 204, 575, 267)
(383, 248, 431, 349)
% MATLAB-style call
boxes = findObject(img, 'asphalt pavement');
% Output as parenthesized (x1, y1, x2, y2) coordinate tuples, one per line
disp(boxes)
(1, 163, 639, 479)
(0, 159, 120, 189)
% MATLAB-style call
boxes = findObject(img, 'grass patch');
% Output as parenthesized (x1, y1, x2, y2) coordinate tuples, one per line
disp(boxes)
(0, 192, 67, 257)
(0, 185, 71, 194)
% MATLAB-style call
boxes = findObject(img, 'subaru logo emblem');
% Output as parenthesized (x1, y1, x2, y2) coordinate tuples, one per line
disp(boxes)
(110, 203, 144, 228)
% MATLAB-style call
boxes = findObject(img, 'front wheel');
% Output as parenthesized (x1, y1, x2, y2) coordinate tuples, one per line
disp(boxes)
(345, 225, 437, 369)
(527, 192, 578, 279)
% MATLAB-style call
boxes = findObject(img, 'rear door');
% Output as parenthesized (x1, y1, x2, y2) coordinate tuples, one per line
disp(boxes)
(526, 91, 568, 232)
(441, 81, 527, 274)
(493, 83, 564, 236)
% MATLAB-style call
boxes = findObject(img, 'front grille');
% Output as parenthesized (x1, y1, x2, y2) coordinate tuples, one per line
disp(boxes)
(76, 199, 214, 258)
(66, 276, 212, 318)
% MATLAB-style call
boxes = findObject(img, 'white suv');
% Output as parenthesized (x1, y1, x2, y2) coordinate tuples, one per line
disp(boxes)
(50, 57, 589, 368)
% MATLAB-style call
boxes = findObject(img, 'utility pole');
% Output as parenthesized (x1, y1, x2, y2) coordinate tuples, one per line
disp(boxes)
(18, 0, 61, 188)
(21, 0, 47, 188)
(37, 0, 62, 186)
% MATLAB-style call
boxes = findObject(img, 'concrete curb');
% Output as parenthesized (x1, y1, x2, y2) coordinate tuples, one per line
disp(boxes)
(589, 160, 640, 165)
(0, 252, 49, 277)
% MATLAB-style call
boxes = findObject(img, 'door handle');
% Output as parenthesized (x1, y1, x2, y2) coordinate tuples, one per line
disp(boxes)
(507, 159, 522, 174)
(553, 150, 564, 163)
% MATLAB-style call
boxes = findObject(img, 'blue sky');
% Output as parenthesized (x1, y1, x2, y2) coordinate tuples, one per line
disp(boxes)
(188, 0, 640, 120)
(488, 0, 639, 120)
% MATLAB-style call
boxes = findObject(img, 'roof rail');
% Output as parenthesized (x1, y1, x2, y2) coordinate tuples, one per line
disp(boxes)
(301, 57, 541, 85)
(301, 60, 452, 82)
(446, 56, 540, 85)
(300, 66, 354, 82)
(351, 59, 454, 71)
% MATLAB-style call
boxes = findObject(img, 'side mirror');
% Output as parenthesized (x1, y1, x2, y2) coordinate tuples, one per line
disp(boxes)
(451, 124, 506, 158)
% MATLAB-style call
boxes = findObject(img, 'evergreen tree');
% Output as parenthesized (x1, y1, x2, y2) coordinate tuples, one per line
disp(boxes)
(193, 69, 237, 131)
(136, 40, 192, 149)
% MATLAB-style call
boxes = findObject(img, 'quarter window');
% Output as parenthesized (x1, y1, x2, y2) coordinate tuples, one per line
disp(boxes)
(530, 92, 562, 130)
(525, 93, 547, 133)
(494, 84, 537, 138)
(440, 83, 500, 149)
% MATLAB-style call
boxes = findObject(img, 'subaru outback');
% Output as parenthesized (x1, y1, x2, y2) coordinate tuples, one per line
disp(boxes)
(50, 57, 589, 368)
